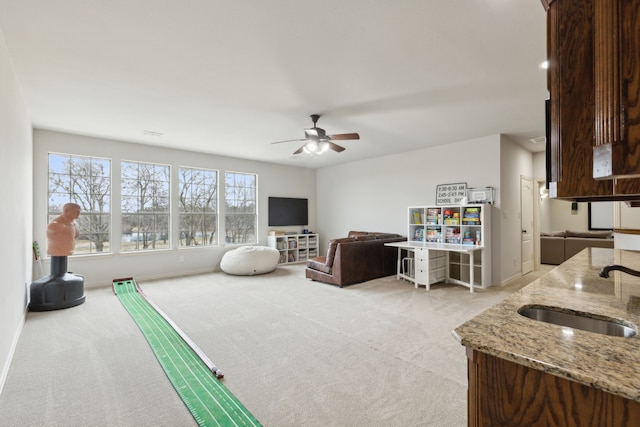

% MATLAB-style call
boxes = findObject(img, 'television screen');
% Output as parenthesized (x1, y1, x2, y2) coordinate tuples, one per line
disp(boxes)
(268, 197, 308, 226)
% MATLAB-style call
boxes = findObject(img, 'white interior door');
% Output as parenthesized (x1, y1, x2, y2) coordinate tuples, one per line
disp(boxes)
(521, 176, 534, 275)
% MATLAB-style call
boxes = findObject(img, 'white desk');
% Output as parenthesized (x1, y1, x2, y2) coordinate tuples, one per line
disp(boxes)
(385, 241, 485, 293)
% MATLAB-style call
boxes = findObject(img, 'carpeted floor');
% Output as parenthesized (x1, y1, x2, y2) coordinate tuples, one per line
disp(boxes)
(0, 264, 553, 427)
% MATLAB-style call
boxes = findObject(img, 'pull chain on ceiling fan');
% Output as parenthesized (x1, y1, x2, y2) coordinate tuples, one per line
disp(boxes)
(271, 114, 360, 155)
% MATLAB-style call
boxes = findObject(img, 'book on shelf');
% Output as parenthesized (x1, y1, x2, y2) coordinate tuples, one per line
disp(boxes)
(462, 230, 475, 245)
(425, 208, 440, 225)
(413, 228, 424, 241)
(412, 210, 422, 225)
(462, 207, 481, 225)
(426, 227, 441, 243)
(445, 227, 461, 244)
(443, 209, 460, 225)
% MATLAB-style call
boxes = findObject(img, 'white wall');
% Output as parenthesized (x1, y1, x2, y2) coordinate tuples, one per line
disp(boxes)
(532, 151, 546, 180)
(499, 136, 533, 284)
(534, 150, 611, 233)
(547, 199, 587, 231)
(0, 29, 33, 392)
(533, 152, 551, 232)
(316, 134, 504, 284)
(34, 130, 316, 287)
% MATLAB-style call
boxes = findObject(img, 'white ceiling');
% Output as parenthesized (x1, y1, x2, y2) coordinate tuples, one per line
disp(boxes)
(0, 0, 548, 168)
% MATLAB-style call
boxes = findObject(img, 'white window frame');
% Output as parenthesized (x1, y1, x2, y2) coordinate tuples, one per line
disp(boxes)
(121, 160, 171, 252)
(47, 153, 112, 256)
(224, 171, 257, 245)
(178, 166, 219, 247)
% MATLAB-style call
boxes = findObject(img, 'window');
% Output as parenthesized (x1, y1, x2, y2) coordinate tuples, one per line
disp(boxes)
(48, 153, 111, 255)
(178, 167, 218, 247)
(121, 161, 170, 251)
(224, 171, 257, 244)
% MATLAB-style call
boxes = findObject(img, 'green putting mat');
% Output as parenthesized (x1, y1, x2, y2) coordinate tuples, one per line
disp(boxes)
(113, 278, 261, 427)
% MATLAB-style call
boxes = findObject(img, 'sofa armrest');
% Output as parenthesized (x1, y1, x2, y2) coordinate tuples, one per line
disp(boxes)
(306, 256, 331, 274)
(540, 236, 565, 265)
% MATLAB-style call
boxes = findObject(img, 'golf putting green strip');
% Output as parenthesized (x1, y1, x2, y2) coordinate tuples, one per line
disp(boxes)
(113, 278, 261, 427)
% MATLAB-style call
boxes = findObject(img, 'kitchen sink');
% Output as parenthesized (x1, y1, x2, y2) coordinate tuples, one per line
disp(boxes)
(518, 306, 637, 338)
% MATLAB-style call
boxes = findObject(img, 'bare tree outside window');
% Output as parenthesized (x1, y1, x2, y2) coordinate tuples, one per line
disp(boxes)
(178, 167, 218, 247)
(225, 172, 257, 244)
(121, 161, 170, 251)
(48, 153, 111, 255)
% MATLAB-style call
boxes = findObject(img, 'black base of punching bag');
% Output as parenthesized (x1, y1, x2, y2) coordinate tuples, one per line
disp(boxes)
(29, 256, 85, 311)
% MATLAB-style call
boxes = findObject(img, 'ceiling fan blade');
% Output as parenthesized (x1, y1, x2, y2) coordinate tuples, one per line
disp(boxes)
(328, 132, 360, 141)
(271, 138, 306, 145)
(293, 144, 306, 155)
(327, 141, 346, 152)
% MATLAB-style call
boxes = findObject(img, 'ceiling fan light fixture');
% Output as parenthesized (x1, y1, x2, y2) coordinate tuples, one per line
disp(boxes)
(272, 114, 359, 156)
(304, 140, 319, 153)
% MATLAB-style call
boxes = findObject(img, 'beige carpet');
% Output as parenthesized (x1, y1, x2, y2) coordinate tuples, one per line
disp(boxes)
(0, 264, 553, 427)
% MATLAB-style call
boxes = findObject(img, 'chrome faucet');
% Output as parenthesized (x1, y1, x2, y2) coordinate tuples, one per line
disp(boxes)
(599, 265, 640, 278)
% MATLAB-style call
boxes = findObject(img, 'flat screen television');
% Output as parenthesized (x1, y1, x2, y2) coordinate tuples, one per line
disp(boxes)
(268, 197, 308, 226)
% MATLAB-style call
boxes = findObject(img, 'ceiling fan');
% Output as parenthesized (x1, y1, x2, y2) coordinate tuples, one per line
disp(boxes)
(271, 114, 360, 155)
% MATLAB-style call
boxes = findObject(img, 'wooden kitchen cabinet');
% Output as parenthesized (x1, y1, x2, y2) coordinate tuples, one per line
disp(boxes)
(592, 0, 640, 180)
(543, 0, 640, 201)
(466, 349, 640, 427)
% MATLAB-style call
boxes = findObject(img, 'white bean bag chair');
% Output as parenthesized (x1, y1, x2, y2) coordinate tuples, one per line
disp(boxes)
(220, 246, 280, 276)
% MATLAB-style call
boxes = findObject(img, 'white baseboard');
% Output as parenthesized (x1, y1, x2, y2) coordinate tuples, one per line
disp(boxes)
(500, 272, 521, 286)
(0, 307, 26, 395)
(83, 267, 216, 289)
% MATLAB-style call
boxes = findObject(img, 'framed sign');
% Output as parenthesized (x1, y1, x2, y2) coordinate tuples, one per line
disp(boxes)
(436, 182, 467, 205)
(588, 201, 614, 230)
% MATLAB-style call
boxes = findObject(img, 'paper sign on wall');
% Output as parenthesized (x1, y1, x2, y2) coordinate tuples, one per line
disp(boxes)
(436, 182, 467, 205)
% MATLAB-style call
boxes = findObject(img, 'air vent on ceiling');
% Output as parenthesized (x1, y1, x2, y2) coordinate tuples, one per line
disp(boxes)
(143, 130, 164, 137)
(529, 136, 546, 144)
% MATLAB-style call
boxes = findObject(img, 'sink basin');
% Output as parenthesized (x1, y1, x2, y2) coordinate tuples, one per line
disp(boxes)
(518, 306, 637, 338)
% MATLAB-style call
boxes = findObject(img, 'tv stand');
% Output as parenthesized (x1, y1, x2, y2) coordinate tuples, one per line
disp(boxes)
(267, 233, 319, 264)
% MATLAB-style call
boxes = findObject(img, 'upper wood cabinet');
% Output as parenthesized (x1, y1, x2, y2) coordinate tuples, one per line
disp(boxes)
(543, 0, 640, 201)
(593, 0, 640, 180)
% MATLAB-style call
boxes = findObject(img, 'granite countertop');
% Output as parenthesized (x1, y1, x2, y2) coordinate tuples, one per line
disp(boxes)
(453, 247, 640, 402)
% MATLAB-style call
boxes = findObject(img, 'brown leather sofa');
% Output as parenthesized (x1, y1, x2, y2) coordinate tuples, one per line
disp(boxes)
(305, 231, 406, 287)
(540, 229, 614, 265)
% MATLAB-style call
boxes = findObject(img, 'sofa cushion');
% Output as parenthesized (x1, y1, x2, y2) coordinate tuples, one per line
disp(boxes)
(565, 230, 613, 239)
(541, 230, 566, 237)
(347, 231, 370, 237)
(354, 235, 377, 241)
(372, 233, 400, 239)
